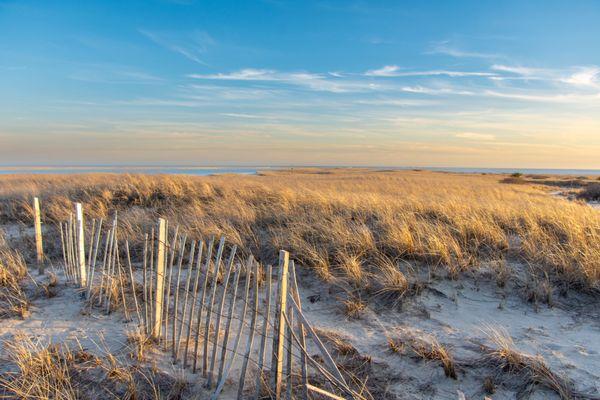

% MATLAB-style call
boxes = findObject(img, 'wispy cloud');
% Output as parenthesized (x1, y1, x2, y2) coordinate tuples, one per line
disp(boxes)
(355, 98, 438, 106)
(139, 29, 214, 65)
(561, 66, 600, 88)
(188, 69, 383, 92)
(69, 65, 163, 84)
(491, 64, 600, 89)
(491, 64, 543, 76)
(365, 65, 400, 77)
(426, 41, 501, 59)
(401, 85, 475, 96)
(365, 65, 495, 77)
(484, 89, 600, 103)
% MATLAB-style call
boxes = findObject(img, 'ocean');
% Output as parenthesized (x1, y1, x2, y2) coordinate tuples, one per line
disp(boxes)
(0, 166, 598, 176)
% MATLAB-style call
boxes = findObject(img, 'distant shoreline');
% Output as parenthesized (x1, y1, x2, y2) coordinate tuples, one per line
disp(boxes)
(0, 166, 599, 176)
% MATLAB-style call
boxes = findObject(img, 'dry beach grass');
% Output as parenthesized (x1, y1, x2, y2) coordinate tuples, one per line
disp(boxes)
(1, 169, 598, 296)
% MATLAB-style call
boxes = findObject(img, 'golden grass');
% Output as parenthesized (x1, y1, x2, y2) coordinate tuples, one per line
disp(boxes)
(0, 232, 30, 319)
(0, 337, 77, 399)
(1, 169, 599, 296)
(0, 335, 190, 399)
(388, 334, 457, 379)
(483, 327, 575, 399)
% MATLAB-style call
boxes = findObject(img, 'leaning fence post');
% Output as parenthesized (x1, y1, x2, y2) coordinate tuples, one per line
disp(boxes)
(271, 250, 290, 399)
(255, 264, 273, 399)
(237, 259, 260, 399)
(153, 218, 167, 339)
(59, 222, 69, 281)
(33, 197, 44, 274)
(290, 261, 309, 400)
(75, 203, 87, 288)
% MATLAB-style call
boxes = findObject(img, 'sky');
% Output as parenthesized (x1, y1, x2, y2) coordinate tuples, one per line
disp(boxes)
(1, 0, 599, 168)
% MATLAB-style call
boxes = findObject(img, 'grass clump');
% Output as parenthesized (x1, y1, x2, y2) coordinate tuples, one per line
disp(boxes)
(0, 232, 30, 319)
(0, 335, 190, 399)
(577, 183, 600, 201)
(482, 327, 575, 399)
(388, 334, 457, 379)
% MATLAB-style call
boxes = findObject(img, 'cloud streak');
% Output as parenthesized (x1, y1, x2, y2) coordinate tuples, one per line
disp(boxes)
(189, 69, 383, 92)
(139, 29, 214, 65)
(365, 65, 495, 77)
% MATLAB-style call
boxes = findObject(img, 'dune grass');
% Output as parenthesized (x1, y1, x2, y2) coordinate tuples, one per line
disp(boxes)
(0, 231, 30, 319)
(0, 335, 189, 399)
(482, 327, 576, 399)
(0, 169, 599, 298)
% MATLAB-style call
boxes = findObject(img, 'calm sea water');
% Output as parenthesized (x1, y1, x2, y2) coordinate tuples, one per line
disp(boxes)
(0, 167, 264, 175)
(0, 166, 598, 176)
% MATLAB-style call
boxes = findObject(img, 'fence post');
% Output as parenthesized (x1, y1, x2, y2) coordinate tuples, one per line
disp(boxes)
(153, 218, 167, 339)
(75, 203, 87, 287)
(33, 197, 44, 275)
(271, 250, 290, 399)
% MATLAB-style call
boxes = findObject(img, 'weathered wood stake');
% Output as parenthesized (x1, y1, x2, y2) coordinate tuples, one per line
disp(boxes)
(59, 222, 70, 281)
(142, 233, 149, 333)
(254, 264, 273, 399)
(164, 227, 180, 348)
(192, 236, 215, 373)
(33, 197, 44, 274)
(152, 218, 167, 339)
(175, 240, 196, 362)
(211, 257, 252, 400)
(207, 245, 237, 387)
(271, 250, 290, 399)
(183, 240, 204, 369)
(126, 240, 142, 326)
(290, 260, 309, 400)
(236, 259, 260, 399)
(202, 236, 226, 376)
(171, 235, 188, 355)
(217, 255, 245, 383)
(75, 203, 87, 287)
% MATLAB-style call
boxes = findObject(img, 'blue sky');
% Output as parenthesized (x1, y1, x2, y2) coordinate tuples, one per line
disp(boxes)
(1, 0, 599, 167)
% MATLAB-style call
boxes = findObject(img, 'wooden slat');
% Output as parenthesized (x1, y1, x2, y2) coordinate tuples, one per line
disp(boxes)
(207, 245, 237, 387)
(33, 197, 44, 274)
(216, 256, 245, 383)
(125, 240, 142, 326)
(254, 264, 272, 399)
(59, 222, 69, 281)
(87, 218, 96, 281)
(142, 233, 149, 334)
(87, 218, 103, 299)
(290, 260, 309, 400)
(271, 250, 290, 399)
(148, 228, 155, 334)
(236, 259, 259, 399)
(165, 230, 183, 350)
(75, 203, 87, 287)
(152, 218, 167, 338)
(183, 240, 204, 369)
(288, 295, 348, 387)
(105, 224, 118, 314)
(171, 235, 188, 356)
(306, 384, 347, 400)
(283, 310, 358, 400)
(193, 236, 215, 373)
(175, 240, 196, 362)
(211, 256, 253, 400)
(203, 236, 226, 376)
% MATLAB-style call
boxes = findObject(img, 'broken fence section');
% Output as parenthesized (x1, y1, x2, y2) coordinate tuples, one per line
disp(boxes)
(50, 204, 367, 399)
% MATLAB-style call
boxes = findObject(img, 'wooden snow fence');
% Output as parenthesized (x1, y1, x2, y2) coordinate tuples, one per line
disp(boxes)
(52, 206, 367, 399)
